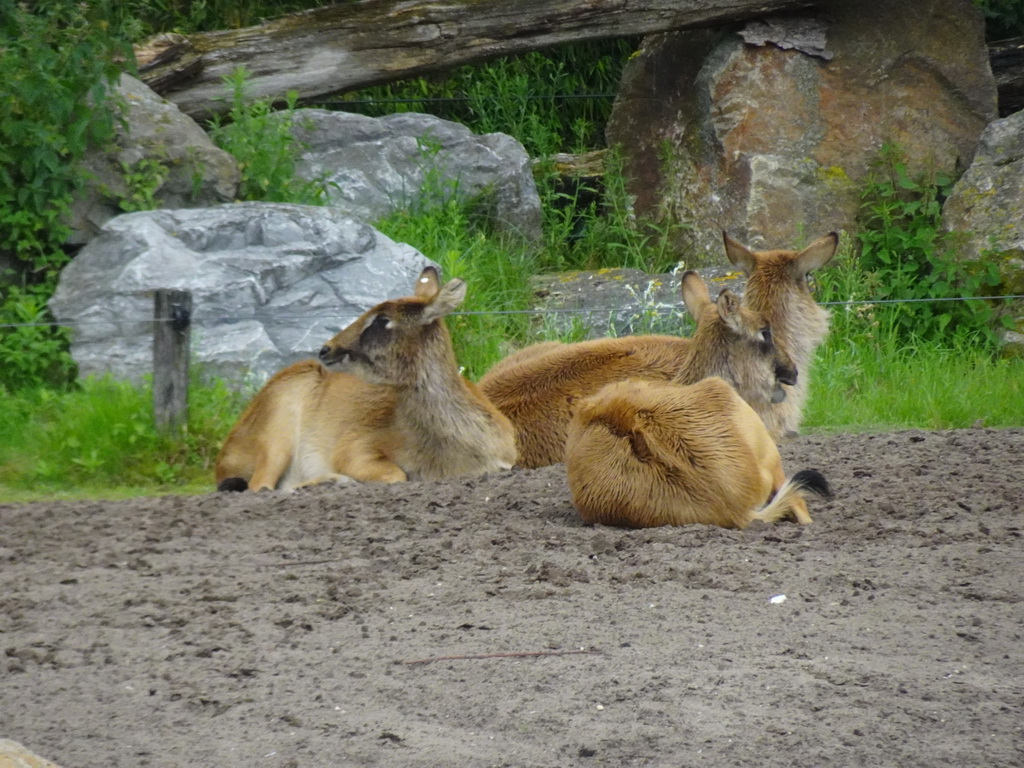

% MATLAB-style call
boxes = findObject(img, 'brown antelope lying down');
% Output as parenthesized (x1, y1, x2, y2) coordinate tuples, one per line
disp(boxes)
(479, 270, 797, 468)
(565, 377, 832, 529)
(215, 267, 517, 491)
(724, 232, 838, 438)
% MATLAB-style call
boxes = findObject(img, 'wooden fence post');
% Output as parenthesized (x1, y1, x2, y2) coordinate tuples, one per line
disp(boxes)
(153, 290, 192, 432)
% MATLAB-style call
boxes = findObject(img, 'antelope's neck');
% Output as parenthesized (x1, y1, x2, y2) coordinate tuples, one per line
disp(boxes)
(396, 364, 489, 435)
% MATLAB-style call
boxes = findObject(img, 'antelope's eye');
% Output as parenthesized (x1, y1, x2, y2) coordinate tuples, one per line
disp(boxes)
(362, 314, 393, 338)
(759, 326, 772, 344)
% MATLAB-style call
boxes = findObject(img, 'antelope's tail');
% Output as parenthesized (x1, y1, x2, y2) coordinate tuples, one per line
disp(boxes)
(753, 469, 832, 524)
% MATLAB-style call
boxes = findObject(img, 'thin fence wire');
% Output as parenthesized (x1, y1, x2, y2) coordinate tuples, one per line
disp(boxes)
(3, 294, 1022, 331)
(322, 93, 618, 108)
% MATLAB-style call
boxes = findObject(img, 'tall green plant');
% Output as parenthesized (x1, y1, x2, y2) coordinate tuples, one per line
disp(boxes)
(0, 373, 249, 496)
(845, 144, 1002, 347)
(208, 67, 331, 204)
(339, 40, 636, 157)
(0, 1, 131, 391)
(531, 148, 685, 274)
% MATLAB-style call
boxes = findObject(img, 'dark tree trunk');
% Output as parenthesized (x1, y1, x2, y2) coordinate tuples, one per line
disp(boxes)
(990, 36, 1024, 116)
(136, 0, 819, 120)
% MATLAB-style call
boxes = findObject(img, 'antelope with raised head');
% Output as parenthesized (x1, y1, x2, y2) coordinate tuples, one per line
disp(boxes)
(479, 270, 797, 468)
(215, 267, 516, 491)
(565, 376, 832, 529)
(724, 232, 839, 438)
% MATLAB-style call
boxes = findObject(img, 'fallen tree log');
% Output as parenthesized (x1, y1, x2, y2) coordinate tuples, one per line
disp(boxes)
(137, 0, 819, 120)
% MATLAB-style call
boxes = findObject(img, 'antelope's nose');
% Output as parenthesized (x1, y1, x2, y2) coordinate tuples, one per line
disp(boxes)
(776, 363, 798, 387)
(318, 346, 331, 360)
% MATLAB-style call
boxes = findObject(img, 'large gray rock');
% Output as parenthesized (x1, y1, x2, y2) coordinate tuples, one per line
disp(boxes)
(607, 0, 997, 256)
(942, 107, 1024, 343)
(288, 110, 542, 241)
(67, 74, 240, 245)
(942, 108, 1024, 262)
(49, 203, 434, 385)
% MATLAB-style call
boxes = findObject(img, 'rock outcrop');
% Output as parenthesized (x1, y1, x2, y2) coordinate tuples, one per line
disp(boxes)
(49, 203, 434, 385)
(67, 74, 240, 245)
(942, 108, 1024, 263)
(942, 107, 1024, 346)
(607, 0, 997, 257)
(287, 110, 542, 242)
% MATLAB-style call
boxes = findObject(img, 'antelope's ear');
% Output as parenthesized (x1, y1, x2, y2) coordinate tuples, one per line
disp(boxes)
(789, 232, 839, 277)
(680, 270, 711, 318)
(414, 266, 442, 299)
(723, 232, 757, 274)
(421, 278, 466, 323)
(716, 288, 744, 332)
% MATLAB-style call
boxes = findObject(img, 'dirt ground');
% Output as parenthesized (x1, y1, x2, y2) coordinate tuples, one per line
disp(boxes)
(1, 428, 1022, 768)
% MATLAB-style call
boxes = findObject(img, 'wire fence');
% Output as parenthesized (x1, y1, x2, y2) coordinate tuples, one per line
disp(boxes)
(2, 294, 1022, 331)
(322, 93, 618, 109)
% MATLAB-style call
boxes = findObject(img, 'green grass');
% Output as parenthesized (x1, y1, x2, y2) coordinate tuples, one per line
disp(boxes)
(0, 375, 248, 502)
(805, 330, 1024, 432)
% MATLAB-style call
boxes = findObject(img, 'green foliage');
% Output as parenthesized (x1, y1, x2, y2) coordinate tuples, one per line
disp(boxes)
(341, 41, 636, 158)
(0, 2, 128, 271)
(821, 144, 1003, 348)
(0, 1, 131, 391)
(111, 157, 170, 212)
(101, 0, 340, 35)
(534, 148, 684, 274)
(973, 0, 1024, 37)
(805, 325, 1024, 432)
(338, 41, 676, 276)
(0, 373, 249, 498)
(208, 67, 332, 204)
(0, 285, 78, 392)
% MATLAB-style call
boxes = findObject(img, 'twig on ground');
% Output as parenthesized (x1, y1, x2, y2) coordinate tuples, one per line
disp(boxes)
(255, 557, 346, 568)
(398, 648, 601, 665)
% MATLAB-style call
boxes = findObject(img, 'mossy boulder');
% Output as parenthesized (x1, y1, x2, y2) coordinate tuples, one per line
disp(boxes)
(607, 0, 996, 255)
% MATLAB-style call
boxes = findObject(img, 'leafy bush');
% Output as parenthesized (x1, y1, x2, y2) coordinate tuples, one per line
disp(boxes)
(974, 0, 1024, 37)
(0, 1, 131, 391)
(340, 41, 636, 158)
(822, 144, 1003, 348)
(208, 67, 332, 204)
(0, 286, 77, 390)
(535, 148, 684, 275)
